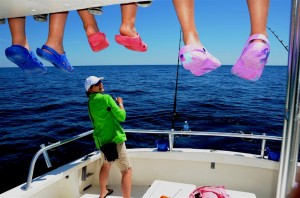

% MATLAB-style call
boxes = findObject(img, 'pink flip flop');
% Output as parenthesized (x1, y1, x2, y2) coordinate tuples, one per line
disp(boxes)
(179, 44, 221, 76)
(88, 32, 109, 52)
(231, 34, 270, 81)
(115, 33, 147, 52)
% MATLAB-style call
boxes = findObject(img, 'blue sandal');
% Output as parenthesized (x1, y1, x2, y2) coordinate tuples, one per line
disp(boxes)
(5, 45, 47, 74)
(36, 45, 74, 74)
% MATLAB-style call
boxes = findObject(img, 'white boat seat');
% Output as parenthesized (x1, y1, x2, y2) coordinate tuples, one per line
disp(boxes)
(226, 189, 256, 198)
(142, 180, 256, 198)
(142, 180, 197, 198)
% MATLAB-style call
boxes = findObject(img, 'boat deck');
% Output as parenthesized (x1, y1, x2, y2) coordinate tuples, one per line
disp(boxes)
(80, 181, 257, 198)
(81, 185, 149, 198)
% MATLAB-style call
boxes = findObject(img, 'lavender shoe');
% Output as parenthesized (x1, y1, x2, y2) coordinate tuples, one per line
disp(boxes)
(179, 44, 221, 76)
(231, 34, 270, 81)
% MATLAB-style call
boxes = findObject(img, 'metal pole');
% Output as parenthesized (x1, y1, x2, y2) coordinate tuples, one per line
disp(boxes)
(169, 130, 174, 152)
(24, 130, 93, 190)
(40, 144, 52, 168)
(276, 0, 300, 197)
(260, 133, 266, 158)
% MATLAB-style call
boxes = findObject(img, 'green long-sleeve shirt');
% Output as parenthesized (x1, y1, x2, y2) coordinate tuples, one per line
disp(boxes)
(88, 93, 126, 149)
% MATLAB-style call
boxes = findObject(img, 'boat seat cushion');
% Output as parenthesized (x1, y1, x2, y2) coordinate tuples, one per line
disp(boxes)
(142, 180, 256, 198)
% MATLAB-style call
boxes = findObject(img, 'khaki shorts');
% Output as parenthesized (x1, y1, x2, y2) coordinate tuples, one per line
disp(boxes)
(101, 142, 131, 171)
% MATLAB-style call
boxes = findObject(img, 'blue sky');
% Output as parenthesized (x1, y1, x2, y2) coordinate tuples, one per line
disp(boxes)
(0, 0, 291, 68)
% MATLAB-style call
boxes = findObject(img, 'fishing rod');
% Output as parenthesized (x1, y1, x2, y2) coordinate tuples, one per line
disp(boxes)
(171, 29, 182, 130)
(267, 26, 289, 52)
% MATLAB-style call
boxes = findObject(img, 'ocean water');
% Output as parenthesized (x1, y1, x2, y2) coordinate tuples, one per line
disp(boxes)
(0, 65, 287, 193)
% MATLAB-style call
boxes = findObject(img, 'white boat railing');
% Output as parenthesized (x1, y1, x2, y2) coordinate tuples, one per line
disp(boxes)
(24, 130, 94, 190)
(23, 129, 282, 190)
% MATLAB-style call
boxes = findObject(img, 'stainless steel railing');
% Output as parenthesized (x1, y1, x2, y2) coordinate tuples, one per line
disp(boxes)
(24, 129, 282, 190)
(125, 129, 281, 156)
(24, 130, 94, 190)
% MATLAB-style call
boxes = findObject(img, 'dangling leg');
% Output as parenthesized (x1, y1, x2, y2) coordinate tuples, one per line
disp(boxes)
(45, 12, 68, 54)
(36, 12, 74, 74)
(5, 17, 46, 74)
(115, 3, 147, 52)
(173, 0, 221, 77)
(8, 17, 28, 48)
(232, 0, 270, 81)
(77, 9, 109, 52)
(173, 0, 200, 46)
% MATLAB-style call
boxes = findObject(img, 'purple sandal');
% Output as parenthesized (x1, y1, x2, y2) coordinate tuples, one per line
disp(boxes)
(179, 44, 221, 76)
(231, 34, 270, 81)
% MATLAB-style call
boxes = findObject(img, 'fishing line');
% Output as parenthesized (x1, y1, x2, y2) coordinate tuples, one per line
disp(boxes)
(267, 26, 289, 52)
(171, 28, 182, 130)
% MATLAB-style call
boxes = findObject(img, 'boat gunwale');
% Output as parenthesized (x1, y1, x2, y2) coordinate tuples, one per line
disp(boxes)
(22, 129, 282, 191)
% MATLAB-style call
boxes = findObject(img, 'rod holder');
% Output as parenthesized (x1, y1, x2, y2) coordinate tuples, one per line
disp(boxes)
(260, 133, 267, 158)
(40, 144, 52, 168)
(81, 166, 87, 181)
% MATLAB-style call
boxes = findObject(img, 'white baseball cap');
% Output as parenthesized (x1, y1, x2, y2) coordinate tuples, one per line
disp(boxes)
(84, 76, 104, 91)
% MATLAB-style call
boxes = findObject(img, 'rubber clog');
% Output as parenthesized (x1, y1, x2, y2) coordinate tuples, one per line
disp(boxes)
(115, 33, 147, 52)
(5, 45, 47, 75)
(231, 34, 270, 81)
(179, 44, 221, 76)
(88, 32, 109, 52)
(36, 45, 74, 74)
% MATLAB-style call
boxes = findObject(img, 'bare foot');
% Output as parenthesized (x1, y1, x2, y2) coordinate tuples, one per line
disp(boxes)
(119, 23, 137, 37)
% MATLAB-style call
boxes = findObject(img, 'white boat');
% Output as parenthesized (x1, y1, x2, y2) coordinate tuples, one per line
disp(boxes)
(0, 129, 287, 198)
(1, 0, 300, 198)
